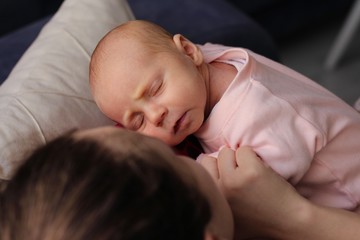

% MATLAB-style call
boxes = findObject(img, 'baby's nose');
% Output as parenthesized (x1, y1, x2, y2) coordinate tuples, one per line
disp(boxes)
(144, 102, 167, 127)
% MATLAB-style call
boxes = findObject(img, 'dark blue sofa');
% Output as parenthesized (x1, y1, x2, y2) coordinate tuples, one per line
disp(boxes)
(1, 0, 355, 85)
(0, 0, 280, 85)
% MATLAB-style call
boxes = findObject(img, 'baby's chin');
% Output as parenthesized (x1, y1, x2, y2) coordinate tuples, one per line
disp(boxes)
(162, 135, 187, 147)
(153, 129, 196, 146)
(165, 138, 184, 147)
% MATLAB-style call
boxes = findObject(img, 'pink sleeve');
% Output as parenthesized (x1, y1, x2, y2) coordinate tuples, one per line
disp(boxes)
(223, 84, 324, 184)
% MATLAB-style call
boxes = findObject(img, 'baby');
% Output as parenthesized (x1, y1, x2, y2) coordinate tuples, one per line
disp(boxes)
(89, 20, 360, 212)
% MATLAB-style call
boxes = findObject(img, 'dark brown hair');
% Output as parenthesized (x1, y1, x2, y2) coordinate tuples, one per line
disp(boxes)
(0, 131, 211, 240)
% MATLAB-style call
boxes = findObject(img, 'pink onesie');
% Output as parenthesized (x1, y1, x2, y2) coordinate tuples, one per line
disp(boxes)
(195, 43, 360, 212)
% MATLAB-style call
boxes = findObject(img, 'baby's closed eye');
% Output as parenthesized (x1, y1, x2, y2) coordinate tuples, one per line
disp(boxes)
(129, 113, 144, 131)
(147, 79, 163, 97)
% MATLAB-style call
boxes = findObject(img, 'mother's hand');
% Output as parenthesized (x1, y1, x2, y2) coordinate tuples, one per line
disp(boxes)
(200, 147, 360, 240)
(199, 147, 306, 239)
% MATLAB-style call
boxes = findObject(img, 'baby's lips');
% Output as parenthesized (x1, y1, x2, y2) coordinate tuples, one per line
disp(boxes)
(115, 122, 124, 128)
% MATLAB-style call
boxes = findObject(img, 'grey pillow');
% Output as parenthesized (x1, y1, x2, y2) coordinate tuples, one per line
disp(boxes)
(0, 0, 134, 180)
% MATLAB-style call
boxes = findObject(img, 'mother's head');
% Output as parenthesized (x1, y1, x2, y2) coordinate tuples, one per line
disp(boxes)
(0, 127, 233, 240)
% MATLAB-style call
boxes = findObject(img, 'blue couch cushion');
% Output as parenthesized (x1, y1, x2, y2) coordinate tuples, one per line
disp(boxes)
(227, 0, 355, 41)
(0, 16, 51, 84)
(0, 0, 63, 37)
(129, 0, 279, 61)
(0, 0, 280, 84)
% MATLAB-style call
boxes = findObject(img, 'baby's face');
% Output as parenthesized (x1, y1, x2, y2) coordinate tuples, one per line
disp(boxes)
(95, 38, 208, 146)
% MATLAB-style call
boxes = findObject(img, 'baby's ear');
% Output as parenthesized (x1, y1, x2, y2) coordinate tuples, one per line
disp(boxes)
(173, 34, 203, 66)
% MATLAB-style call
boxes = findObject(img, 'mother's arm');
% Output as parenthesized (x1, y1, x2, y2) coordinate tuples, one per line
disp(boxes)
(199, 147, 360, 240)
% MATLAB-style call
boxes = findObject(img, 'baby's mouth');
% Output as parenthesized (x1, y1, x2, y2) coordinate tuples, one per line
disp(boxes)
(173, 112, 186, 134)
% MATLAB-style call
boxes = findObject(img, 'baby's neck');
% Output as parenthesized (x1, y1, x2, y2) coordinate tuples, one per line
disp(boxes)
(207, 61, 237, 110)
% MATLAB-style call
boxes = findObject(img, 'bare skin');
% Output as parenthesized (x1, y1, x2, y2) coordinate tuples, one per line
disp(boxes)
(90, 20, 236, 146)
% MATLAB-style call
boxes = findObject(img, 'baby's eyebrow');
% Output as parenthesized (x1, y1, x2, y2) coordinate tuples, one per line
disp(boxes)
(133, 81, 149, 100)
